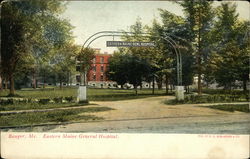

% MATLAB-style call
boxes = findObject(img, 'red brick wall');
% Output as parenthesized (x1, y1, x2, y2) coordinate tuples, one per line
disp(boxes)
(87, 54, 111, 82)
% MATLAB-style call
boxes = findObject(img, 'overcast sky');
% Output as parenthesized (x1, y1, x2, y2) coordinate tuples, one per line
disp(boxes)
(61, 1, 250, 53)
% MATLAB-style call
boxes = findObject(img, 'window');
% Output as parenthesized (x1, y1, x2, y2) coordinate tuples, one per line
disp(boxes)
(100, 57, 104, 63)
(93, 74, 96, 81)
(92, 58, 96, 64)
(100, 75, 104, 81)
(76, 75, 81, 83)
(93, 66, 96, 72)
(76, 65, 80, 72)
(101, 66, 104, 72)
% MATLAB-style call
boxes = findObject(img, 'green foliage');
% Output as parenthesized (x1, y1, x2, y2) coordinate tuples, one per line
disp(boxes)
(106, 53, 151, 94)
(0, 0, 74, 94)
(166, 93, 249, 105)
(178, 1, 215, 94)
(50, 44, 79, 88)
(208, 2, 250, 90)
(106, 52, 127, 86)
(76, 48, 95, 85)
(39, 99, 51, 104)
(207, 104, 249, 113)
(121, 18, 164, 89)
(0, 96, 72, 106)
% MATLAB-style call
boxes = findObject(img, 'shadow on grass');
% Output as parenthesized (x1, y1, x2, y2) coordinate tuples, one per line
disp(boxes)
(0, 107, 114, 127)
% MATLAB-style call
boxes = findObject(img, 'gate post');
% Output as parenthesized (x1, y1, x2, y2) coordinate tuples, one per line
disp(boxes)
(175, 86, 184, 101)
(77, 85, 88, 103)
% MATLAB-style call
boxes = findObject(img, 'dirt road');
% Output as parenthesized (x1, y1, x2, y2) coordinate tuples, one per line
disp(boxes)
(50, 96, 250, 134)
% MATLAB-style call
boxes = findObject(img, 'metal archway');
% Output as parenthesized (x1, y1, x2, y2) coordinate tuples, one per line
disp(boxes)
(80, 31, 182, 86)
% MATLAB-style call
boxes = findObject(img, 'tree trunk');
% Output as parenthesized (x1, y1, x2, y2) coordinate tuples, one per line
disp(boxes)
(134, 84, 138, 95)
(157, 82, 162, 90)
(83, 72, 86, 86)
(9, 73, 15, 95)
(198, 72, 202, 95)
(4, 78, 8, 89)
(67, 71, 71, 87)
(0, 76, 2, 91)
(243, 80, 247, 92)
(152, 76, 155, 95)
(32, 71, 36, 89)
(229, 82, 232, 93)
(165, 76, 169, 94)
(197, 4, 202, 96)
(60, 80, 62, 89)
(43, 71, 46, 89)
(157, 75, 163, 90)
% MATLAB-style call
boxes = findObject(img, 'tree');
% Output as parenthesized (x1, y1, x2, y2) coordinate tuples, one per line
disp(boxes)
(106, 51, 127, 88)
(31, 8, 74, 89)
(123, 18, 165, 93)
(146, 19, 174, 93)
(179, 0, 215, 95)
(158, 9, 194, 90)
(106, 53, 151, 95)
(210, 2, 250, 91)
(76, 48, 95, 86)
(50, 43, 78, 89)
(1, 0, 72, 95)
(1, 1, 29, 95)
(125, 55, 151, 95)
(235, 21, 250, 92)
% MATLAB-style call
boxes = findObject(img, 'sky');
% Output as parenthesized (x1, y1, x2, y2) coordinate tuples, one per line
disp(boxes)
(61, 1, 250, 53)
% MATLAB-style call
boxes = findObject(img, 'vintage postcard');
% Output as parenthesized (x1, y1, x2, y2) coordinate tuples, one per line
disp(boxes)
(0, 0, 249, 158)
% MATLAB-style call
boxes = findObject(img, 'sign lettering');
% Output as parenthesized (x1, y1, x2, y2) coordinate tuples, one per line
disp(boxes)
(106, 41, 155, 47)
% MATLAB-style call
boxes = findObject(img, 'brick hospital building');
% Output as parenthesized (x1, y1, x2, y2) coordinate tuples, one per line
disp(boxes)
(75, 49, 116, 88)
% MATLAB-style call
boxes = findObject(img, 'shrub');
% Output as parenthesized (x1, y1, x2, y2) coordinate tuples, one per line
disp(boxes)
(39, 99, 51, 105)
(53, 97, 63, 103)
(177, 93, 249, 104)
(64, 96, 74, 102)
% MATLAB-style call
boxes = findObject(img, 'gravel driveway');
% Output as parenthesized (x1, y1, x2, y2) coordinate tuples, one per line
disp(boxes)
(49, 96, 250, 134)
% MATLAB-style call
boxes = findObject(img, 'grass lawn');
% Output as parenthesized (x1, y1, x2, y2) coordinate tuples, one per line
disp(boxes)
(0, 107, 113, 127)
(0, 103, 94, 111)
(207, 104, 249, 113)
(0, 87, 168, 100)
(0, 87, 169, 112)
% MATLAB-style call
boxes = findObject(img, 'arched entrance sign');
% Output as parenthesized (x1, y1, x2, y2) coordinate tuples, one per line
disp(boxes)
(77, 31, 184, 102)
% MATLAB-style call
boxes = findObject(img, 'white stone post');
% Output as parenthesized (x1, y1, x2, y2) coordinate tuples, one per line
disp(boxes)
(77, 85, 88, 103)
(175, 86, 184, 101)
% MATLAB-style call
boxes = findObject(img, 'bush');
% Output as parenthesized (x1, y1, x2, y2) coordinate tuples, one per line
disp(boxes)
(64, 96, 74, 102)
(0, 98, 29, 105)
(53, 97, 63, 103)
(39, 99, 51, 105)
(0, 96, 76, 106)
(182, 94, 248, 104)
